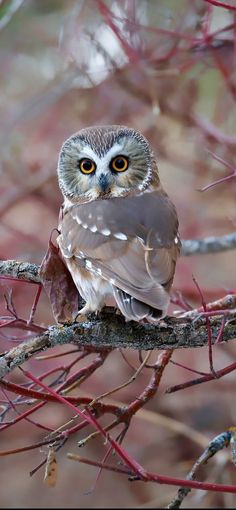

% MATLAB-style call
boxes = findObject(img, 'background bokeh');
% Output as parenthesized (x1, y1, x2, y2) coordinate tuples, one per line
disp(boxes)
(0, 0, 236, 508)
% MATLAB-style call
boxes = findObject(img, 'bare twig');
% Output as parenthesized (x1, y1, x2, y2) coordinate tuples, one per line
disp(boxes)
(0, 0, 24, 31)
(167, 431, 232, 508)
(181, 294, 236, 318)
(181, 232, 236, 256)
(202, 0, 236, 12)
(0, 260, 40, 284)
(67, 452, 236, 494)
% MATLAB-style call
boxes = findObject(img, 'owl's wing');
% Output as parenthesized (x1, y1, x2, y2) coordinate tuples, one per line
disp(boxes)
(58, 191, 180, 318)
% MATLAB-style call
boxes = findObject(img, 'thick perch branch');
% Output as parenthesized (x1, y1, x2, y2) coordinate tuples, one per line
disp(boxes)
(0, 310, 236, 378)
(0, 260, 40, 283)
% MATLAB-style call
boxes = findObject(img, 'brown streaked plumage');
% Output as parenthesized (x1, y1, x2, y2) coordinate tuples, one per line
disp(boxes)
(57, 125, 180, 322)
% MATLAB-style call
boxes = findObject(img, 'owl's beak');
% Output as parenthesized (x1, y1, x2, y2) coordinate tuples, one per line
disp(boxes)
(98, 173, 110, 193)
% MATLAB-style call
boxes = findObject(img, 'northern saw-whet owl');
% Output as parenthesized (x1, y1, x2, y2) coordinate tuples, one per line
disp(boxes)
(57, 125, 180, 323)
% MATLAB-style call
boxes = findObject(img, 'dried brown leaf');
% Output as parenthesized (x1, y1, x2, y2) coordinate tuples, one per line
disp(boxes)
(39, 234, 79, 323)
(43, 447, 58, 487)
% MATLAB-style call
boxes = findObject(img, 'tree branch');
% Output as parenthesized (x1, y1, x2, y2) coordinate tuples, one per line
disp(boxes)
(0, 310, 236, 378)
(182, 232, 236, 256)
(0, 260, 40, 284)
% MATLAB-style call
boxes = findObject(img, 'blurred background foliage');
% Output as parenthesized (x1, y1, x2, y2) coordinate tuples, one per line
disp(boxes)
(0, 0, 236, 508)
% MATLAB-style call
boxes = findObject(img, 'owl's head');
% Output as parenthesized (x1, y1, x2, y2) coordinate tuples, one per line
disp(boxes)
(57, 125, 160, 203)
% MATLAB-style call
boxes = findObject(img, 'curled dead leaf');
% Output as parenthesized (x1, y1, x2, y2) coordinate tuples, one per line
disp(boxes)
(39, 232, 80, 323)
(44, 447, 58, 487)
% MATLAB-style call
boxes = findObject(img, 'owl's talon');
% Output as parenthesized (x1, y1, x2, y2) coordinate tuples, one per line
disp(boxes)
(74, 313, 87, 323)
(73, 307, 89, 323)
(158, 319, 168, 328)
(74, 304, 103, 322)
(115, 308, 123, 317)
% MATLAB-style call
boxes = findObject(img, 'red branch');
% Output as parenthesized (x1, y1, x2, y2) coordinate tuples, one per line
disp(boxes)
(68, 454, 236, 494)
(19, 367, 148, 480)
(202, 0, 236, 12)
(166, 361, 236, 393)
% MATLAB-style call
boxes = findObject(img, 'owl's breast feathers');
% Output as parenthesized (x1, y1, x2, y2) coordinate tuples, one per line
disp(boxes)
(57, 190, 181, 320)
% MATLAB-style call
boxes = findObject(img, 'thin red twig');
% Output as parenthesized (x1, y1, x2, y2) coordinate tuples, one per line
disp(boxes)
(166, 361, 236, 393)
(19, 367, 148, 480)
(68, 454, 236, 494)
(202, 0, 236, 12)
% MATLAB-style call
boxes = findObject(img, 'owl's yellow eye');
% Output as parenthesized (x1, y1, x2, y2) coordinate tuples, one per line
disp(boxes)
(79, 158, 96, 174)
(110, 155, 129, 173)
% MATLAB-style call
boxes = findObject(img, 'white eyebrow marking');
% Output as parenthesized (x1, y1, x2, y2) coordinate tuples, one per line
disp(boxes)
(79, 146, 100, 163)
(113, 232, 127, 240)
(90, 225, 98, 233)
(101, 228, 111, 236)
(79, 142, 126, 174)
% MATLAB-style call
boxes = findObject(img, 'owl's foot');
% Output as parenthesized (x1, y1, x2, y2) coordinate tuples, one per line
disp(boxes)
(73, 302, 102, 322)
(73, 304, 89, 323)
(115, 307, 123, 317)
(74, 313, 87, 323)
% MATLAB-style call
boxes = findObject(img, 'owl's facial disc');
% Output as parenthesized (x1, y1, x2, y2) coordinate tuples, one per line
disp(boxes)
(58, 126, 155, 203)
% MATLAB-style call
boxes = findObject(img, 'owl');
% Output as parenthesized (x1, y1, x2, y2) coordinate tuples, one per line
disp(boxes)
(57, 125, 180, 323)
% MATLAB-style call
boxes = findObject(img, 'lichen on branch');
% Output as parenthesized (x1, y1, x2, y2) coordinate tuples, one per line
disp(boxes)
(0, 308, 236, 379)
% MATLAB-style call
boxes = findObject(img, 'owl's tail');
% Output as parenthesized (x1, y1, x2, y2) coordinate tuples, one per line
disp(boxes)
(113, 287, 169, 323)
